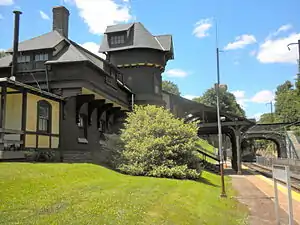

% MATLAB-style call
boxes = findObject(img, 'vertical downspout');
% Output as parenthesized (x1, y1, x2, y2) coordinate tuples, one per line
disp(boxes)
(11, 11, 22, 78)
(131, 94, 134, 111)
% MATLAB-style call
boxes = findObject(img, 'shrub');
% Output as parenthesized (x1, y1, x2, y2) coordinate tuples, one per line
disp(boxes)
(117, 105, 202, 180)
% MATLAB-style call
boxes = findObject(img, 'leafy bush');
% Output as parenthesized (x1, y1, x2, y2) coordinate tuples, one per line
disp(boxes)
(117, 105, 202, 180)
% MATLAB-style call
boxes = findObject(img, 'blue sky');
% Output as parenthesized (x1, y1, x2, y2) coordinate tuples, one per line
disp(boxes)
(0, 0, 300, 120)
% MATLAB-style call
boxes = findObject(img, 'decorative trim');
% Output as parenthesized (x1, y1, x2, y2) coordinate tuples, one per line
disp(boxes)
(117, 62, 164, 71)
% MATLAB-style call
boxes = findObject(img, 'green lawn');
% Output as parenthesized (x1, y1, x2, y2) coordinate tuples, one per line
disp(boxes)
(0, 163, 248, 225)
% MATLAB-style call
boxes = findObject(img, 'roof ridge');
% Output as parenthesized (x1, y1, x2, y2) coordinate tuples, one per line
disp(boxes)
(70, 40, 105, 62)
(154, 36, 165, 51)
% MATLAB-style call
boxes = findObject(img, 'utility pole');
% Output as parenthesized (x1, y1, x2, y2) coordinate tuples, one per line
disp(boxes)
(266, 101, 273, 123)
(216, 47, 226, 198)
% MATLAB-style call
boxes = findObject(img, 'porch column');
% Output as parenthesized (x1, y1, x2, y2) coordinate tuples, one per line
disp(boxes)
(0, 85, 7, 150)
(20, 90, 27, 150)
(235, 129, 242, 175)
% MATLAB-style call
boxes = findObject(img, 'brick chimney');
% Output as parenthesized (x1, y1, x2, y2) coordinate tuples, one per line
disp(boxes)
(52, 6, 69, 38)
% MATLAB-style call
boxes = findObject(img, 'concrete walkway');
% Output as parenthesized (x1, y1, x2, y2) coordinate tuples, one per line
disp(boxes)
(226, 162, 300, 225)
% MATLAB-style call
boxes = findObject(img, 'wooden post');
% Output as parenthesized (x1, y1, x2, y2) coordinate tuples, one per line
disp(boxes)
(21, 90, 27, 149)
(0, 85, 7, 150)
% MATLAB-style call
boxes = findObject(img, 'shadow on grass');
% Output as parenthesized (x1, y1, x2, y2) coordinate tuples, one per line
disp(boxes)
(197, 176, 219, 187)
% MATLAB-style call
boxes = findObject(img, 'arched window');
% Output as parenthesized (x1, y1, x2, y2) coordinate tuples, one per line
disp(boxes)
(37, 100, 51, 133)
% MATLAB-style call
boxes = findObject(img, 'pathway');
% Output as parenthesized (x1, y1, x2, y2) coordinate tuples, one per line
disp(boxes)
(226, 162, 300, 225)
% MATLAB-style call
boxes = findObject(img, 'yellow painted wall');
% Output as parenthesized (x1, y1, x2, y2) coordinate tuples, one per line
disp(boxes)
(38, 135, 49, 148)
(5, 88, 22, 130)
(26, 93, 60, 134)
(51, 137, 59, 148)
(25, 134, 36, 148)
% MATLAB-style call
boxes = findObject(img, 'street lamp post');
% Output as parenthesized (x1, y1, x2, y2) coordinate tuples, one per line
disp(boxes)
(287, 40, 300, 77)
(216, 47, 227, 198)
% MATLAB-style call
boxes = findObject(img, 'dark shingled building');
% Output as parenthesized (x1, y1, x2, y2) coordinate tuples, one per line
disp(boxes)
(0, 6, 255, 173)
(99, 22, 174, 106)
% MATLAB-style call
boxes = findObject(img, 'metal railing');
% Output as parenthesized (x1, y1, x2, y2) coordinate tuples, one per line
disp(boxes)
(256, 156, 300, 175)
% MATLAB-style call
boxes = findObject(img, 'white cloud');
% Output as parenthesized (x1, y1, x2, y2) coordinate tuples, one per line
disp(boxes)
(0, 0, 13, 5)
(80, 42, 106, 59)
(257, 32, 300, 64)
(39, 10, 50, 20)
(231, 90, 248, 109)
(277, 24, 293, 33)
(192, 18, 212, 38)
(232, 90, 245, 99)
(0, 14, 3, 20)
(164, 69, 189, 78)
(266, 24, 293, 40)
(251, 90, 274, 103)
(182, 95, 198, 100)
(224, 34, 256, 50)
(250, 50, 256, 56)
(66, 0, 133, 35)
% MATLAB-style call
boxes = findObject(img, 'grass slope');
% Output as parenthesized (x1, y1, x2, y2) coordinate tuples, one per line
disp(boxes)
(0, 163, 248, 225)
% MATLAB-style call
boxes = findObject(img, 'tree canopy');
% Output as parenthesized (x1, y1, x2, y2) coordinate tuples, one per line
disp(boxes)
(162, 80, 181, 95)
(192, 86, 245, 117)
(258, 113, 275, 124)
(259, 78, 300, 123)
(0, 51, 8, 58)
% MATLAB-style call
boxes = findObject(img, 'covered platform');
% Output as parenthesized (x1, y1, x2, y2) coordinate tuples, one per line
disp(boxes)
(0, 77, 62, 160)
(162, 91, 255, 173)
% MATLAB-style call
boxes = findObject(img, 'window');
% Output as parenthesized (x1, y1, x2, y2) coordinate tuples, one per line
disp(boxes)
(77, 115, 84, 127)
(37, 100, 51, 133)
(35, 53, 49, 61)
(98, 120, 106, 132)
(17, 55, 30, 63)
(77, 114, 88, 139)
(110, 35, 125, 45)
(153, 75, 160, 94)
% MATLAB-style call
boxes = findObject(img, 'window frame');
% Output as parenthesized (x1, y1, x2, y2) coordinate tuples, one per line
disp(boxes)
(17, 55, 30, 63)
(37, 100, 52, 134)
(35, 53, 49, 62)
(109, 32, 126, 45)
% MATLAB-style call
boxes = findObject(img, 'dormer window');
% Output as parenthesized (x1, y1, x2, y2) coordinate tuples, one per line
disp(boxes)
(110, 34, 125, 45)
(35, 53, 49, 62)
(17, 55, 30, 63)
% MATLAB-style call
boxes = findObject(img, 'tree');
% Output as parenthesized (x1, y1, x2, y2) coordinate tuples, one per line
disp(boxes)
(193, 87, 245, 116)
(258, 113, 276, 124)
(162, 80, 181, 95)
(275, 80, 300, 123)
(0, 51, 8, 58)
(118, 105, 202, 180)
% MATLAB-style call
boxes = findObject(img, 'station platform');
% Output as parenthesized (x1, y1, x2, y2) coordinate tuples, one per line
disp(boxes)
(225, 162, 300, 225)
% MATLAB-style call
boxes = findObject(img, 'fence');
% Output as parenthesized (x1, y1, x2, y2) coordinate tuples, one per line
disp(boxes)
(256, 156, 300, 174)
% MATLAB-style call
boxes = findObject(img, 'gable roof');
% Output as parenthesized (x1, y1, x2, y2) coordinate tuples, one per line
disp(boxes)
(7, 31, 65, 53)
(99, 22, 174, 57)
(105, 23, 134, 33)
